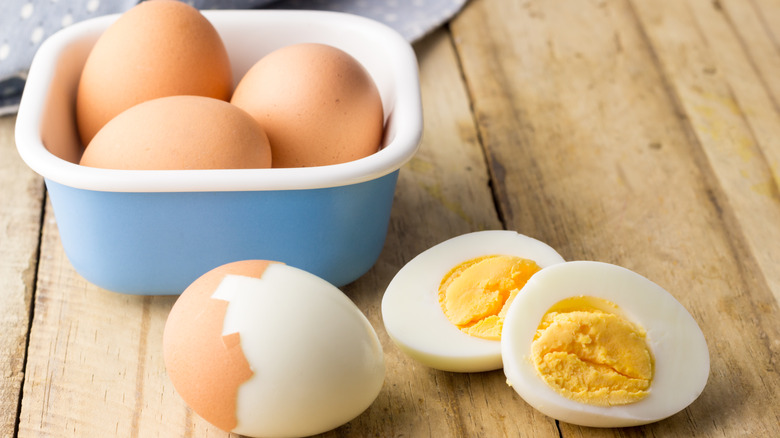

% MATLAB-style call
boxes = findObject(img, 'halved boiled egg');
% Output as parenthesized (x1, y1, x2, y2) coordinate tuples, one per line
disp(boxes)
(164, 260, 385, 438)
(381, 230, 565, 372)
(501, 261, 710, 427)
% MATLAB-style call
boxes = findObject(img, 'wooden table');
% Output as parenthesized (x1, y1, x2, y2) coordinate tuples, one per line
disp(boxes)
(2, 0, 779, 436)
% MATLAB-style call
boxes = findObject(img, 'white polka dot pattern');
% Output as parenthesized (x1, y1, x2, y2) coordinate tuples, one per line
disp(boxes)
(20, 3, 35, 20)
(0, 0, 468, 113)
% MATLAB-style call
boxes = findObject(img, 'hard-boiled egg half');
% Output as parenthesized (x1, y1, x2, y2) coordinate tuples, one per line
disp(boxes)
(163, 260, 385, 438)
(501, 261, 709, 427)
(381, 230, 566, 372)
(382, 231, 709, 428)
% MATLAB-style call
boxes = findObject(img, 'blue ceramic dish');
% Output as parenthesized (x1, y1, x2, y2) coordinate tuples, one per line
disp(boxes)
(16, 10, 422, 294)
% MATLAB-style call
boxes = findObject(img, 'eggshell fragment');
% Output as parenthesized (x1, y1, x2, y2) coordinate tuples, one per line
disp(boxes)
(231, 43, 384, 167)
(163, 260, 386, 438)
(163, 260, 269, 431)
(76, 0, 233, 145)
(79, 96, 271, 170)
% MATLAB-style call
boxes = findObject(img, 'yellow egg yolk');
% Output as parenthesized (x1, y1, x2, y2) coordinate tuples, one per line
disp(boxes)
(438, 255, 541, 340)
(531, 296, 653, 406)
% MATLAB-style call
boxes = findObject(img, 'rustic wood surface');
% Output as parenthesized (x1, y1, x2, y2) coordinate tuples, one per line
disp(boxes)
(2, 0, 779, 436)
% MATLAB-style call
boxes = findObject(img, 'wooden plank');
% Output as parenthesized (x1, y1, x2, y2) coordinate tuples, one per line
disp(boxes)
(15, 27, 512, 437)
(337, 28, 553, 438)
(451, 0, 779, 436)
(632, 0, 780, 300)
(19, 203, 243, 437)
(751, 0, 780, 100)
(722, 0, 780, 114)
(0, 114, 45, 437)
(17, 200, 185, 437)
(15, 0, 780, 435)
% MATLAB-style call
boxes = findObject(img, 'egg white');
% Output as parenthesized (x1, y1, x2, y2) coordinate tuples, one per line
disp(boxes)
(501, 261, 710, 427)
(381, 230, 565, 372)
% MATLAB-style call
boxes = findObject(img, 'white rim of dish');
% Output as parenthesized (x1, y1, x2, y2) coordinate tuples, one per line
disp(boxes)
(15, 10, 423, 193)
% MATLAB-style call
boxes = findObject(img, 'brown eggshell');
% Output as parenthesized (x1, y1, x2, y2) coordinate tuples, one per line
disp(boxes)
(231, 43, 384, 168)
(163, 260, 275, 432)
(76, 0, 233, 146)
(79, 96, 272, 170)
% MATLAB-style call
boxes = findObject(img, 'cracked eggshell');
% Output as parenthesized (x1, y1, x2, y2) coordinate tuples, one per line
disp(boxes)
(163, 260, 385, 438)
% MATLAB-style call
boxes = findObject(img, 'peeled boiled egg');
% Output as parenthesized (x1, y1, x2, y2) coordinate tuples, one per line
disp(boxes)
(230, 43, 384, 167)
(76, 0, 233, 145)
(79, 96, 271, 170)
(501, 261, 709, 427)
(381, 230, 565, 372)
(163, 260, 385, 437)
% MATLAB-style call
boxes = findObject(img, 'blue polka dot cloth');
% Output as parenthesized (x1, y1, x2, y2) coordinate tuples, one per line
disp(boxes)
(0, 0, 468, 115)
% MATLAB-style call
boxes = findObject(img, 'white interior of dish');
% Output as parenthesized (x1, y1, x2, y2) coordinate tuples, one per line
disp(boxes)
(16, 10, 422, 192)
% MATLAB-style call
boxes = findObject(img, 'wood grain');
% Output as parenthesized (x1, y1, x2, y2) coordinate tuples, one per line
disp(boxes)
(451, 0, 780, 436)
(13, 26, 515, 437)
(5, 0, 780, 436)
(334, 28, 557, 438)
(0, 114, 44, 438)
(633, 0, 780, 299)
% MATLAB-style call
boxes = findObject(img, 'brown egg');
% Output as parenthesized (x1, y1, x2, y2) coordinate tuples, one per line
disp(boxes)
(231, 43, 384, 168)
(162, 259, 386, 437)
(76, 0, 233, 146)
(163, 260, 271, 432)
(79, 96, 271, 170)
